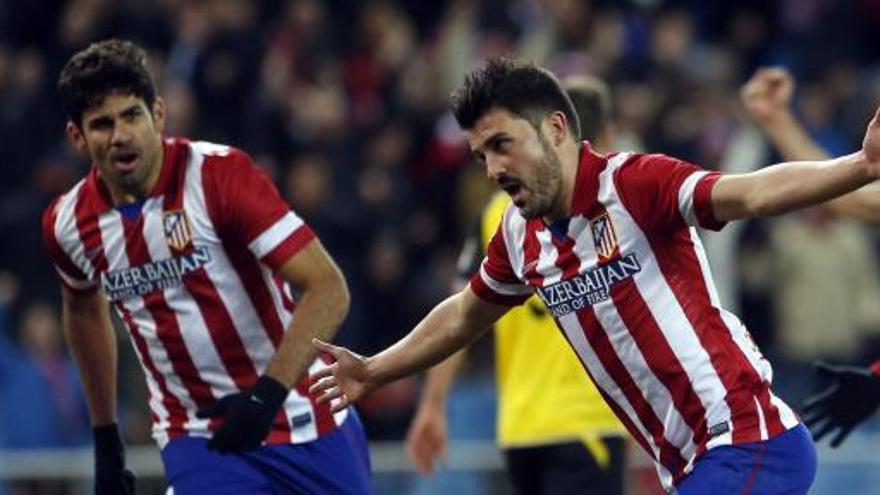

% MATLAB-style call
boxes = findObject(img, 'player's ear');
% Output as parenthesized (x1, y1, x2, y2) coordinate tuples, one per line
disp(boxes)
(151, 97, 166, 135)
(65, 121, 88, 153)
(544, 111, 569, 147)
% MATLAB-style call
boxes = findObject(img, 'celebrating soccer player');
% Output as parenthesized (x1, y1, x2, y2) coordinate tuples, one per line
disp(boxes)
(311, 58, 880, 494)
(405, 76, 627, 494)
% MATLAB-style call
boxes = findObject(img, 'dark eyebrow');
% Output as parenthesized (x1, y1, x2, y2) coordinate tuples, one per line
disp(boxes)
(120, 104, 143, 116)
(471, 132, 508, 155)
(86, 115, 113, 129)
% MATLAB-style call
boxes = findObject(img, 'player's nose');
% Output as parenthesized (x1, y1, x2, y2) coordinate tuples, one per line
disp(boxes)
(485, 154, 507, 181)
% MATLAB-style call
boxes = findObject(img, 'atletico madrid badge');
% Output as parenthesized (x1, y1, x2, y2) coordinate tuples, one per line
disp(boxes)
(163, 210, 193, 252)
(590, 213, 618, 262)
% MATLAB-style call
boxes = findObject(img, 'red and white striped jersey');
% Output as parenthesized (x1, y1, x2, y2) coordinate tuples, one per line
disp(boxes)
(42, 138, 347, 448)
(470, 143, 799, 489)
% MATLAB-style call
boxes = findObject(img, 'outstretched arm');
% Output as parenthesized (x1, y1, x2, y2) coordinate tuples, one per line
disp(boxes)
(311, 287, 510, 412)
(741, 67, 880, 224)
(710, 103, 880, 221)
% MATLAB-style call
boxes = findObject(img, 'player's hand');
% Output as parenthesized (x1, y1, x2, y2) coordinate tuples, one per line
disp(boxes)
(405, 402, 448, 475)
(309, 339, 374, 413)
(861, 104, 880, 171)
(801, 362, 880, 447)
(196, 375, 288, 453)
(93, 424, 136, 495)
(740, 67, 795, 125)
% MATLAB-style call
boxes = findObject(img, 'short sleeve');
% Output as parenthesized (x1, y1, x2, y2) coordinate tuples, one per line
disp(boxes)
(204, 148, 315, 271)
(468, 220, 532, 306)
(41, 197, 97, 293)
(614, 153, 725, 232)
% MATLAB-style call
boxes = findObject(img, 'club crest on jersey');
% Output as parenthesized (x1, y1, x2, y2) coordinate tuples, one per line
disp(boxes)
(163, 210, 193, 251)
(590, 213, 618, 261)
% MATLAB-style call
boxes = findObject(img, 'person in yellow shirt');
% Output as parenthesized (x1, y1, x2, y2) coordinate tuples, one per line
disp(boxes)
(405, 75, 627, 494)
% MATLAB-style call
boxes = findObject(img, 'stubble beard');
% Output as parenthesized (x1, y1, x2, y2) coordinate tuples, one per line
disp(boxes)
(519, 134, 563, 219)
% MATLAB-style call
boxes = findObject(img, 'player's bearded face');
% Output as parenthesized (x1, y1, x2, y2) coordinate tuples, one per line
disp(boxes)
(516, 130, 563, 219)
(75, 93, 165, 196)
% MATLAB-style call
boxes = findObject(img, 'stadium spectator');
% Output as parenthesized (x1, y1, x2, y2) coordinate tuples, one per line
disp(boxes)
(741, 66, 880, 447)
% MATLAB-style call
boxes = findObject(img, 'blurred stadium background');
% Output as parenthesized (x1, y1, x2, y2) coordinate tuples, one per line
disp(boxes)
(1, 0, 880, 493)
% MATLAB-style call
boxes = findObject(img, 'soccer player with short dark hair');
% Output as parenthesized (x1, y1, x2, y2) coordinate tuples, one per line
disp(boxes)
(43, 39, 372, 494)
(311, 58, 880, 494)
(406, 75, 627, 494)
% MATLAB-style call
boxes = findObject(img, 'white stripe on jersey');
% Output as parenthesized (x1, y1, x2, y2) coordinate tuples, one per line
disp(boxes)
(248, 212, 306, 259)
(478, 263, 532, 296)
(534, 228, 562, 284)
(503, 206, 528, 280)
(53, 181, 99, 287)
(677, 170, 712, 226)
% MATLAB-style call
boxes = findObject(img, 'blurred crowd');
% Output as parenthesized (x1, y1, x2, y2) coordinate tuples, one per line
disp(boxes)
(2, 0, 880, 460)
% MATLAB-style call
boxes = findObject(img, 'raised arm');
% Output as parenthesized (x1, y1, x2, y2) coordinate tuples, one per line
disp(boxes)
(711, 103, 880, 221)
(311, 287, 510, 413)
(741, 67, 880, 224)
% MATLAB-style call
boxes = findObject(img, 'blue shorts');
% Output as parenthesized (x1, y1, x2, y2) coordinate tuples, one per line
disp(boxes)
(676, 424, 816, 494)
(161, 411, 372, 494)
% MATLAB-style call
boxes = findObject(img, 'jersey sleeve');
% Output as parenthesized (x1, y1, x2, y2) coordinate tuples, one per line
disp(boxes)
(40, 197, 98, 293)
(871, 360, 880, 379)
(614, 153, 725, 232)
(468, 218, 532, 306)
(204, 148, 315, 271)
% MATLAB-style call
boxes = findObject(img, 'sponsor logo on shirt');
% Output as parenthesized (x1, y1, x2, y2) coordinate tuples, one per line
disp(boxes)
(536, 253, 641, 317)
(101, 246, 212, 301)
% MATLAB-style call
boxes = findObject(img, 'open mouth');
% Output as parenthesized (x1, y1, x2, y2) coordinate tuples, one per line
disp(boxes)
(499, 180, 524, 204)
(111, 150, 140, 172)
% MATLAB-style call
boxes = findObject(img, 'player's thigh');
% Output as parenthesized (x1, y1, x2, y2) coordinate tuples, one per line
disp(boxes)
(160, 437, 273, 495)
(542, 437, 625, 495)
(253, 410, 373, 494)
(677, 425, 815, 495)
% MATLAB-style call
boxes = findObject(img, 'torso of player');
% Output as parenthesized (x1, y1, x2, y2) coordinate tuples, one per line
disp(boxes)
(479, 192, 624, 447)
(43, 138, 345, 447)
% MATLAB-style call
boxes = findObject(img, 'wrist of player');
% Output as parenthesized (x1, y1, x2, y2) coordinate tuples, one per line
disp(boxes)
(93, 423, 136, 494)
(197, 375, 289, 452)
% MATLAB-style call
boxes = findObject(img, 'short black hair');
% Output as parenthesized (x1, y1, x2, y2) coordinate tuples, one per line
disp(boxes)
(562, 75, 612, 142)
(58, 39, 157, 126)
(450, 58, 581, 138)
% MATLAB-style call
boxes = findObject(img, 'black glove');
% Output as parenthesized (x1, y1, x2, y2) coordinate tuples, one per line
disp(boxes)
(801, 362, 880, 448)
(196, 375, 288, 453)
(93, 423, 136, 495)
